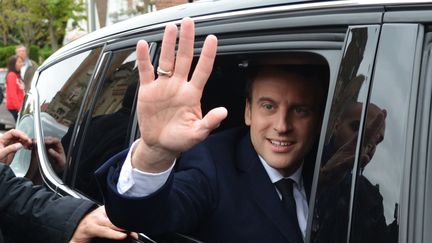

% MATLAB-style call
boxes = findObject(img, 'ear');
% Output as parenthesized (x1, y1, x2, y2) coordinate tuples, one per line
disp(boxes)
(244, 100, 251, 126)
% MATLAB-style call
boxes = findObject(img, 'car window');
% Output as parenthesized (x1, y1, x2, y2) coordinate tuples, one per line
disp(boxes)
(349, 24, 422, 243)
(36, 48, 102, 181)
(309, 26, 381, 243)
(69, 48, 138, 201)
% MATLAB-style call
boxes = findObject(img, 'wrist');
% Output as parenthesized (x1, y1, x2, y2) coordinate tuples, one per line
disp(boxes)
(131, 140, 178, 173)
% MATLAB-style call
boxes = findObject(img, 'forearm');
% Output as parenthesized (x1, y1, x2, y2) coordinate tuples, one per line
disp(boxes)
(0, 164, 95, 243)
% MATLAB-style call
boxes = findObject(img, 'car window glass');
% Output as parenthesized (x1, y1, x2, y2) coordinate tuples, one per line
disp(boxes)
(71, 49, 138, 201)
(36, 48, 102, 180)
(310, 26, 380, 243)
(350, 24, 421, 243)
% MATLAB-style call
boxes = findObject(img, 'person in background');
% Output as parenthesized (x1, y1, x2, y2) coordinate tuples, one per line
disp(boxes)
(15, 45, 38, 92)
(5, 55, 25, 121)
(0, 129, 130, 243)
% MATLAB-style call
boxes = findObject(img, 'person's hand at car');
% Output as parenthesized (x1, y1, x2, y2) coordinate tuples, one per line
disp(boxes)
(132, 17, 227, 172)
(0, 129, 32, 165)
(70, 206, 129, 243)
(44, 136, 66, 173)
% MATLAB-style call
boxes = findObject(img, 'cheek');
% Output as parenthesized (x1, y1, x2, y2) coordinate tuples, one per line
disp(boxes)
(297, 119, 319, 139)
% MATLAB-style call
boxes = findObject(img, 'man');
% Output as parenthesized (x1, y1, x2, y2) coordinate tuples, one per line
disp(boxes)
(15, 45, 38, 92)
(96, 18, 327, 242)
(0, 129, 129, 243)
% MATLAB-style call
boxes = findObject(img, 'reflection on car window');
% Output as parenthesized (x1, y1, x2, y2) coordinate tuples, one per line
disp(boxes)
(311, 26, 385, 243)
(36, 48, 102, 180)
(349, 25, 419, 243)
(71, 49, 138, 201)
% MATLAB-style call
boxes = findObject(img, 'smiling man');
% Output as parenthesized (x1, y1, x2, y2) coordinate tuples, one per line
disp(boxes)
(97, 18, 328, 243)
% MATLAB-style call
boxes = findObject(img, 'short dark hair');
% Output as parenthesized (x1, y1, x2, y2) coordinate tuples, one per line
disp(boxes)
(244, 64, 329, 103)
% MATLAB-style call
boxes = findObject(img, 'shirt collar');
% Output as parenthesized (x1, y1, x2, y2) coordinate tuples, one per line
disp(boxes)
(258, 155, 303, 186)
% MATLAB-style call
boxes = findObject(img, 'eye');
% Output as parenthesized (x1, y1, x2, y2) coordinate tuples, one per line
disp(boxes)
(293, 107, 309, 114)
(260, 103, 274, 111)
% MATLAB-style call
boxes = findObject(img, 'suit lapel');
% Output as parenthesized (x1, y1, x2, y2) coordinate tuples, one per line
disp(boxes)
(236, 134, 303, 243)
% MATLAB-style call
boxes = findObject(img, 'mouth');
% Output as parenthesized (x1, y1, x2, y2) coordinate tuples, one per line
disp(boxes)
(268, 139, 294, 152)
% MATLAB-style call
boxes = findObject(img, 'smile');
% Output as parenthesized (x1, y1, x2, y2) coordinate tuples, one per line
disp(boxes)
(269, 140, 291, 146)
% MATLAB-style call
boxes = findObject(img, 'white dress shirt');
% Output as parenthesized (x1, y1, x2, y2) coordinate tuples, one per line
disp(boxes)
(258, 155, 308, 238)
(117, 139, 308, 238)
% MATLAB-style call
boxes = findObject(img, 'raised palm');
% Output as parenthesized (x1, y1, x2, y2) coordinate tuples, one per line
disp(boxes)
(133, 18, 227, 171)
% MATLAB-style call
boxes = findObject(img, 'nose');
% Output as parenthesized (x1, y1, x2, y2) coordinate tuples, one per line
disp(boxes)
(273, 110, 292, 134)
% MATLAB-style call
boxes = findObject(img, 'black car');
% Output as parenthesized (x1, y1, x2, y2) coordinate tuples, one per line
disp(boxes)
(10, 0, 432, 242)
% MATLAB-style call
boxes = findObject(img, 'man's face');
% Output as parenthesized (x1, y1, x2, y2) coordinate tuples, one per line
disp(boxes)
(245, 70, 322, 176)
(333, 103, 386, 164)
(16, 47, 27, 60)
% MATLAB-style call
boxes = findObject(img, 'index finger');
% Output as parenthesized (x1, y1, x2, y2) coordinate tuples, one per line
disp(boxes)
(1, 129, 32, 147)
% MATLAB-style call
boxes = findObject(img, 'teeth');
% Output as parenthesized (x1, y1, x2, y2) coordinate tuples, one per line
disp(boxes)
(270, 140, 290, 146)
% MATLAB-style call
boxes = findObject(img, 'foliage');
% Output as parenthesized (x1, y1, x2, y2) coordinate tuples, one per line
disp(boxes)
(0, 46, 16, 67)
(0, 0, 86, 51)
(29, 45, 40, 63)
(38, 46, 54, 63)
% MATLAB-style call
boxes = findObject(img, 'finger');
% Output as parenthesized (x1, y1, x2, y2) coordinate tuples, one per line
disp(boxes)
(190, 34, 218, 91)
(48, 148, 63, 163)
(129, 232, 139, 240)
(174, 17, 195, 79)
(158, 23, 178, 77)
(0, 143, 22, 161)
(88, 225, 127, 240)
(198, 107, 227, 134)
(1, 129, 32, 146)
(136, 40, 155, 85)
(94, 206, 126, 232)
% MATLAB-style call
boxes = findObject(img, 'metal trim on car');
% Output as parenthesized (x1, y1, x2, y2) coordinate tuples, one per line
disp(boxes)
(33, 87, 82, 198)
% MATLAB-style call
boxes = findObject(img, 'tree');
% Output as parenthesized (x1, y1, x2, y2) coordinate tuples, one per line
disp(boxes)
(27, 0, 86, 51)
(0, 0, 85, 51)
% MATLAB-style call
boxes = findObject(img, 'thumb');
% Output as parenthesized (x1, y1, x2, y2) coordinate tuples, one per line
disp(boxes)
(201, 107, 228, 132)
(0, 143, 23, 161)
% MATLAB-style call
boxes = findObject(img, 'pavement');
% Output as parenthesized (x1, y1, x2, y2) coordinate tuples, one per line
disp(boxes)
(0, 102, 16, 132)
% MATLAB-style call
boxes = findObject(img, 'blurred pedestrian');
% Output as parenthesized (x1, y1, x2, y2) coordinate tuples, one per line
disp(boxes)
(5, 55, 25, 121)
(15, 45, 38, 92)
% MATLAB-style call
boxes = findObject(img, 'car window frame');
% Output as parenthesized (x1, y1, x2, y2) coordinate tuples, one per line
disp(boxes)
(32, 46, 106, 198)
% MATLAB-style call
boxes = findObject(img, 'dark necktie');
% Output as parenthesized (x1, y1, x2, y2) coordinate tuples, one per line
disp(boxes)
(275, 178, 304, 243)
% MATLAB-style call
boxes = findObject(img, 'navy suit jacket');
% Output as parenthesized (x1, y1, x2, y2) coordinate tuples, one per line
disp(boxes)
(96, 127, 313, 243)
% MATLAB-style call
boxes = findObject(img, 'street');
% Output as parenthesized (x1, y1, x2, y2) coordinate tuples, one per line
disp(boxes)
(0, 101, 15, 133)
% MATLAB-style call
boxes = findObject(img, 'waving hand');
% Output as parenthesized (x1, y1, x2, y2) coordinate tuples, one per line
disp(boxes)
(132, 18, 227, 172)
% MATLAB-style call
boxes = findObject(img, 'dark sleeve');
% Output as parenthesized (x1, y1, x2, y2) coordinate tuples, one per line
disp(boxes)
(95, 146, 218, 237)
(0, 164, 96, 243)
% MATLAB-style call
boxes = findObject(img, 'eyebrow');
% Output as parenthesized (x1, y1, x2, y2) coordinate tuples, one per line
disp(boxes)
(256, 97, 275, 103)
